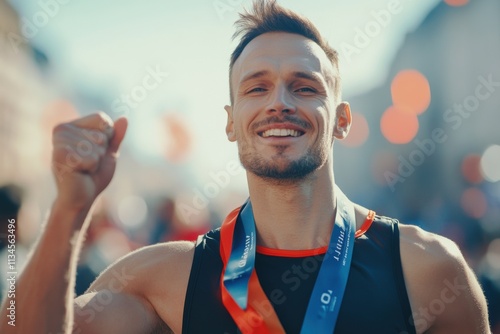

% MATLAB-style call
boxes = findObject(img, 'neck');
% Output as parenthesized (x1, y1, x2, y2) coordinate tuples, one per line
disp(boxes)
(247, 159, 337, 250)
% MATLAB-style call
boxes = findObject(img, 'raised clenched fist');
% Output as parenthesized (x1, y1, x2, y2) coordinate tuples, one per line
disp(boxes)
(51, 112, 128, 212)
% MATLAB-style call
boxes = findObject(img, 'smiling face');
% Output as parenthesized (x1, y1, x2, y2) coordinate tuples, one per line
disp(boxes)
(226, 32, 350, 182)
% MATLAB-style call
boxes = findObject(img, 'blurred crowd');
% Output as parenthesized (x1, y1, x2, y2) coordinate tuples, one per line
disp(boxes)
(0, 0, 499, 332)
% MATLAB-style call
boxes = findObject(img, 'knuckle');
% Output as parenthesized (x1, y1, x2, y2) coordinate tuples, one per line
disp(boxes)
(98, 131, 108, 143)
(94, 131, 107, 145)
(83, 129, 104, 144)
(76, 139, 94, 156)
(76, 154, 98, 171)
(96, 145, 106, 157)
(95, 111, 108, 120)
(88, 154, 100, 165)
(86, 154, 101, 170)
(95, 112, 113, 130)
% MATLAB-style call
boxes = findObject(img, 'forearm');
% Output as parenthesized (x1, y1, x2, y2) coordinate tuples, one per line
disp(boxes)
(0, 200, 92, 334)
(0, 112, 127, 332)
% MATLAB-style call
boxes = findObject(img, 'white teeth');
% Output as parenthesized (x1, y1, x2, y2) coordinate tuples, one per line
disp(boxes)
(262, 128, 301, 138)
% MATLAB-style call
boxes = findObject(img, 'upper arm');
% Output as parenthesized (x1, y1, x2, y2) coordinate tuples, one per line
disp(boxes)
(73, 241, 194, 334)
(74, 291, 163, 334)
(399, 225, 490, 334)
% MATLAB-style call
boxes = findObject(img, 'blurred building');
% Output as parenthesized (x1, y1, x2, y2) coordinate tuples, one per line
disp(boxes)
(338, 0, 500, 233)
(0, 0, 64, 237)
(0, 0, 50, 187)
(338, 2, 500, 329)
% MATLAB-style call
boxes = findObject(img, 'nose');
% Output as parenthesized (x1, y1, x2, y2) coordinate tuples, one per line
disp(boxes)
(267, 85, 296, 114)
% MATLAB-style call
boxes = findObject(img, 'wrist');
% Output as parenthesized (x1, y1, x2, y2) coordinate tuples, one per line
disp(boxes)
(52, 192, 94, 214)
(49, 197, 94, 232)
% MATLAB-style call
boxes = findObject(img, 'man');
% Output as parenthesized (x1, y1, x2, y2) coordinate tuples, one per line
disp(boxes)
(0, 1, 490, 333)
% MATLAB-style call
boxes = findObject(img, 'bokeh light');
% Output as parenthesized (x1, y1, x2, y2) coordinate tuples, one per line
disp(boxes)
(391, 70, 431, 115)
(341, 112, 369, 147)
(480, 145, 500, 183)
(461, 154, 483, 184)
(95, 229, 133, 265)
(380, 106, 419, 144)
(444, 0, 469, 7)
(460, 187, 488, 219)
(117, 195, 148, 228)
(163, 114, 193, 163)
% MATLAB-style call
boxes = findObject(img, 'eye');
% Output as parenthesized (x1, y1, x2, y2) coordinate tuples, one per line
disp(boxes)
(295, 87, 316, 94)
(246, 87, 268, 94)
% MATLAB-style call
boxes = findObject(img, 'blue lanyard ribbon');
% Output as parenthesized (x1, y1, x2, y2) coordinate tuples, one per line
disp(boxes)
(223, 201, 257, 310)
(223, 186, 356, 332)
(299, 187, 356, 332)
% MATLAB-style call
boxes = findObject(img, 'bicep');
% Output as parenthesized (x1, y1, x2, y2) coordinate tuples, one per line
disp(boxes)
(73, 249, 165, 334)
(72, 242, 193, 333)
(430, 254, 490, 334)
(400, 225, 490, 334)
(74, 291, 163, 334)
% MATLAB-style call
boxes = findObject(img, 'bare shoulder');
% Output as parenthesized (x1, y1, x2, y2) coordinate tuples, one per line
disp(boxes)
(399, 224, 462, 269)
(82, 240, 196, 333)
(398, 224, 490, 334)
(88, 240, 195, 293)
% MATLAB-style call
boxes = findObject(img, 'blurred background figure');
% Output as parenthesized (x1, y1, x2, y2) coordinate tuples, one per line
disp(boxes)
(0, 185, 22, 251)
(1, 0, 499, 331)
(149, 196, 210, 244)
(149, 196, 177, 244)
(151, 195, 213, 243)
(75, 198, 135, 296)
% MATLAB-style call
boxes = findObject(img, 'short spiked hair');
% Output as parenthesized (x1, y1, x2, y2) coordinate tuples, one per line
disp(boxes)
(229, 0, 341, 103)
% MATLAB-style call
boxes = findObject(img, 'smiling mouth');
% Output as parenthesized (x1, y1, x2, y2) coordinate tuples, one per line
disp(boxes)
(259, 128, 305, 138)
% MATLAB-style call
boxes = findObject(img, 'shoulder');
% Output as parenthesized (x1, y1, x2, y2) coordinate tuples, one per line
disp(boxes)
(398, 224, 490, 334)
(399, 224, 462, 269)
(88, 240, 196, 294)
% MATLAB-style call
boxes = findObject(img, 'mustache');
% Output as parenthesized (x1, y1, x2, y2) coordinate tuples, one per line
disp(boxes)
(251, 115, 312, 132)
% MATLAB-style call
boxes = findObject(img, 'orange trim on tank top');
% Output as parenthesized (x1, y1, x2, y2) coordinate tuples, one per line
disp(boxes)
(255, 210, 376, 258)
(256, 245, 329, 257)
(355, 210, 375, 238)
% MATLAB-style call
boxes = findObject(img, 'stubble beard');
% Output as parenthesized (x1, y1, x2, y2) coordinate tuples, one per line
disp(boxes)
(239, 141, 329, 184)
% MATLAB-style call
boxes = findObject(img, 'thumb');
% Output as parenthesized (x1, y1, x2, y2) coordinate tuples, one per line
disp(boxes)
(109, 117, 128, 154)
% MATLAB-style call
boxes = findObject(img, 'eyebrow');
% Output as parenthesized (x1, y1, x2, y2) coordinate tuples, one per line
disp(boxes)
(239, 70, 326, 86)
(239, 70, 270, 86)
(291, 71, 325, 86)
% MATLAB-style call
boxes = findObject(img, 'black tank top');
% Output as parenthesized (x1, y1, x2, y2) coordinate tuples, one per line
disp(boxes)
(182, 215, 416, 334)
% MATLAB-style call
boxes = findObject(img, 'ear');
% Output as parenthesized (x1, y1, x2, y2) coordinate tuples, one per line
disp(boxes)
(333, 102, 352, 139)
(224, 105, 236, 142)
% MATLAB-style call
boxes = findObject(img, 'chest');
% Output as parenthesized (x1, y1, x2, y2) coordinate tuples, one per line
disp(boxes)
(183, 237, 414, 334)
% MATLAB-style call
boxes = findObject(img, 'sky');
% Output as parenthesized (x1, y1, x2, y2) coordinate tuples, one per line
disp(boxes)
(10, 0, 442, 189)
